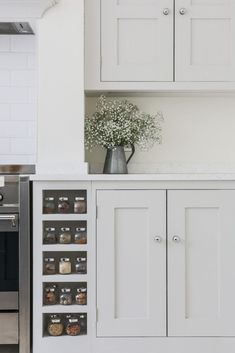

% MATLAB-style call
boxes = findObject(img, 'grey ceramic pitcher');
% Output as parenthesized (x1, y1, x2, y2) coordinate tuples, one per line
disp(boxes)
(103, 145, 135, 174)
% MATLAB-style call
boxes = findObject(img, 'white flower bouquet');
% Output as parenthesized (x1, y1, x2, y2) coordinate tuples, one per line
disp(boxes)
(85, 95, 163, 151)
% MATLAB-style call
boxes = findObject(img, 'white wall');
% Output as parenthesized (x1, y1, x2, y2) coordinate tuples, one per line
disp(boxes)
(85, 95, 235, 173)
(37, 0, 87, 174)
(0, 34, 37, 164)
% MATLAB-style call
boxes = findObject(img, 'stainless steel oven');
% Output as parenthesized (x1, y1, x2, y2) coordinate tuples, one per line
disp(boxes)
(0, 167, 33, 353)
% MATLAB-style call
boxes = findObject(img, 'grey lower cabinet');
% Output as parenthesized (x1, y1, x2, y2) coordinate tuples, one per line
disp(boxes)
(96, 189, 235, 338)
(96, 189, 166, 337)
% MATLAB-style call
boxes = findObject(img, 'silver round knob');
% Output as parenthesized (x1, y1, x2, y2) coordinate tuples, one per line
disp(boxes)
(172, 236, 181, 243)
(154, 236, 162, 243)
(163, 8, 170, 15)
(179, 8, 186, 15)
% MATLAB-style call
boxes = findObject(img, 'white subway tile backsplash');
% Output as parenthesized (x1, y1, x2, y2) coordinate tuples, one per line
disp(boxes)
(0, 87, 29, 104)
(0, 71, 10, 86)
(0, 37, 10, 52)
(0, 121, 34, 138)
(11, 104, 36, 121)
(0, 105, 10, 120)
(28, 122, 37, 138)
(0, 35, 37, 162)
(28, 87, 37, 103)
(0, 155, 35, 164)
(11, 70, 36, 87)
(11, 138, 36, 155)
(28, 53, 37, 69)
(0, 53, 29, 70)
(0, 139, 10, 154)
(11, 36, 36, 53)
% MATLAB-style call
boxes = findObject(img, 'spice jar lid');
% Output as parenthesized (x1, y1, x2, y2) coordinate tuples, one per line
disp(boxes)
(60, 227, 70, 232)
(51, 318, 61, 323)
(45, 227, 56, 232)
(77, 288, 87, 293)
(60, 257, 70, 262)
(66, 315, 79, 323)
(44, 257, 55, 262)
(61, 288, 71, 293)
(75, 197, 85, 201)
(59, 197, 69, 201)
(75, 227, 86, 232)
(45, 197, 54, 201)
(45, 287, 56, 292)
(68, 318, 79, 323)
(76, 257, 86, 262)
(50, 314, 61, 323)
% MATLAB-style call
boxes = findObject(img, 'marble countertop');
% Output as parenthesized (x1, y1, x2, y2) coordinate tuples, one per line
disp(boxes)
(30, 173, 235, 181)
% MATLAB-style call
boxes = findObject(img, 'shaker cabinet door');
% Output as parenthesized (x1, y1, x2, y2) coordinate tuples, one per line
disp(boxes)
(168, 190, 235, 336)
(101, 0, 173, 82)
(175, 0, 235, 81)
(97, 190, 166, 337)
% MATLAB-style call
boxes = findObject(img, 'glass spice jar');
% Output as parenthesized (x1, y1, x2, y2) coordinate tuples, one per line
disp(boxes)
(47, 315, 64, 336)
(75, 288, 87, 305)
(65, 315, 81, 336)
(44, 227, 57, 244)
(58, 197, 70, 213)
(43, 197, 55, 214)
(43, 257, 56, 275)
(75, 257, 87, 274)
(59, 258, 72, 274)
(74, 197, 86, 214)
(59, 227, 72, 244)
(59, 288, 72, 305)
(78, 314, 87, 333)
(44, 285, 57, 305)
(74, 227, 87, 244)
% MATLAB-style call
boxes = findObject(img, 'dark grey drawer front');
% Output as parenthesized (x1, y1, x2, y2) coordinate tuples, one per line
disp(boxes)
(0, 292, 18, 310)
(0, 313, 18, 344)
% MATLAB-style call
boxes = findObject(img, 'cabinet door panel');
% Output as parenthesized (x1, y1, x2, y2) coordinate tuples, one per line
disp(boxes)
(97, 190, 166, 337)
(168, 190, 235, 336)
(175, 0, 235, 81)
(101, 0, 173, 82)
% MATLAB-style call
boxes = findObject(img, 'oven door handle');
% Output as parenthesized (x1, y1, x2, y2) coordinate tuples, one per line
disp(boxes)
(0, 214, 18, 227)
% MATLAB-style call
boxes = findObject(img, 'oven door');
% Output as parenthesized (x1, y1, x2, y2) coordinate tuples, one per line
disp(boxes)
(0, 214, 19, 311)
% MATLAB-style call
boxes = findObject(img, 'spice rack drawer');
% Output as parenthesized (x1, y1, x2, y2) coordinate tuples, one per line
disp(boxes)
(43, 251, 87, 276)
(43, 220, 87, 245)
(43, 190, 87, 215)
(43, 313, 87, 337)
(43, 282, 87, 306)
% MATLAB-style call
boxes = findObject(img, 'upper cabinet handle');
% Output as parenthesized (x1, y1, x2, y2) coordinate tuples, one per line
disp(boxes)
(172, 236, 181, 243)
(163, 8, 170, 16)
(179, 8, 187, 15)
(154, 236, 162, 243)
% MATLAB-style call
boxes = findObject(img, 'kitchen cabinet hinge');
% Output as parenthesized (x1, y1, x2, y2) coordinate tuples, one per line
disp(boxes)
(96, 205, 98, 219)
(96, 308, 98, 322)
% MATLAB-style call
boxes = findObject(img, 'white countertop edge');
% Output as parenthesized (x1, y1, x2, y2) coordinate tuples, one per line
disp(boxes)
(30, 173, 235, 181)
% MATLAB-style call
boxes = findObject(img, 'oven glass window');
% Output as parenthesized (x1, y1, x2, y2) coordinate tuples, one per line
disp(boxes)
(0, 232, 19, 291)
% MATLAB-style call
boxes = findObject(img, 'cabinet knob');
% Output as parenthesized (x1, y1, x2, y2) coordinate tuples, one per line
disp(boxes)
(179, 8, 186, 15)
(163, 8, 170, 15)
(154, 236, 162, 243)
(172, 236, 181, 243)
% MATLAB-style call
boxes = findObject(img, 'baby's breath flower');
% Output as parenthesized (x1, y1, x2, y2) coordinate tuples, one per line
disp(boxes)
(85, 95, 163, 150)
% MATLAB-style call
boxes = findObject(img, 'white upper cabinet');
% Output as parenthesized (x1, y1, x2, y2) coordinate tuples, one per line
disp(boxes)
(101, 0, 173, 82)
(168, 190, 235, 336)
(96, 190, 166, 337)
(85, 0, 235, 91)
(175, 0, 235, 81)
